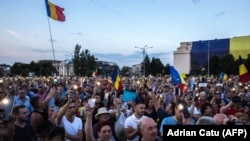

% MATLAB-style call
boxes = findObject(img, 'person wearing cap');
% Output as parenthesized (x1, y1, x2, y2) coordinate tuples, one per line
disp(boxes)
(220, 95, 244, 116)
(92, 107, 118, 141)
(162, 84, 175, 107)
(184, 94, 201, 122)
(124, 101, 147, 141)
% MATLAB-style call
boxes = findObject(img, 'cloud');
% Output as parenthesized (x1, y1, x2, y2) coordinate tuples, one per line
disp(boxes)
(5, 29, 22, 39)
(47, 39, 56, 43)
(214, 11, 226, 18)
(192, 0, 200, 4)
(72, 32, 82, 36)
(5, 28, 32, 43)
(93, 51, 173, 67)
(31, 49, 52, 53)
(32, 49, 69, 53)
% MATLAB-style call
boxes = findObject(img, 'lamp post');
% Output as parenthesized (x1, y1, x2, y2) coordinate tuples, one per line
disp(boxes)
(207, 41, 210, 77)
(135, 45, 153, 76)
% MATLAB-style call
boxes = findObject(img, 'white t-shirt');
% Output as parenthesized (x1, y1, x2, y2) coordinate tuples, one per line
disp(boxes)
(61, 116, 82, 141)
(124, 114, 147, 141)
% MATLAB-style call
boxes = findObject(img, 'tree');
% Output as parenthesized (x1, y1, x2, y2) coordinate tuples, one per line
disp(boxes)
(79, 49, 96, 76)
(190, 62, 202, 76)
(164, 64, 170, 75)
(209, 56, 220, 75)
(245, 54, 250, 73)
(72, 44, 97, 76)
(149, 57, 164, 76)
(73, 44, 81, 75)
(142, 54, 150, 76)
(120, 66, 130, 76)
(10, 62, 24, 76)
(219, 54, 235, 75)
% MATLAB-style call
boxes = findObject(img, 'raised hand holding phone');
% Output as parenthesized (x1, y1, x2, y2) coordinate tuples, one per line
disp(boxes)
(88, 99, 95, 108)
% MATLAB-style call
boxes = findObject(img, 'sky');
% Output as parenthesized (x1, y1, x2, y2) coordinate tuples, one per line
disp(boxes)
(1, 0, 250, 68)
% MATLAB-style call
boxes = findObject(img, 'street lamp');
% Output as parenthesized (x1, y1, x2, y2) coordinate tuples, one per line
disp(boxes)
(135, 45, 153, 76)
(207, 41, 210, 77)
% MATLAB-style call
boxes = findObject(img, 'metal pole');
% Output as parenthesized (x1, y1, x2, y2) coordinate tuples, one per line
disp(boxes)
(143, 48, 145, 76)
(207, 41, 210, 77)
(135, 45, 153, 76)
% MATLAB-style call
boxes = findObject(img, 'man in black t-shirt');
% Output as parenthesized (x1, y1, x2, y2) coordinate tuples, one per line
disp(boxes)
(12, 105, 35, 141)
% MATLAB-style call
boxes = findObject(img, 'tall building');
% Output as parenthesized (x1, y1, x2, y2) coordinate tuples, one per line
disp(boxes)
(174, 35, 250, 74)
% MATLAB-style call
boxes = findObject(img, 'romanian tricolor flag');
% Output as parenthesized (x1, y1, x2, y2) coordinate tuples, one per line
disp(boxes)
(220, 72, 229, 81)
(45, 0, 65, 22)
(112, 67, 123, 93)
(239, 55, 250, 83)
(169, 66, 187, 94)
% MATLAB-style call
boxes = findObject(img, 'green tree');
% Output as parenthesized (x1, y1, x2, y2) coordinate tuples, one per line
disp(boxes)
(120, 66, 130, 76)
(72, 44, 96, 76)
(219, 54, 235, 75)
(142, 54, 150, 76)
(10, 62, 25, 75)
(149, 57, 164, 76)
(209, 55, 220, 75)
(245, 54, 250, 73)
(190, 62, 203, 76)
(164, 64, 170, 75)
(79, 49, 96, 76)
(73, 44, 81, 75)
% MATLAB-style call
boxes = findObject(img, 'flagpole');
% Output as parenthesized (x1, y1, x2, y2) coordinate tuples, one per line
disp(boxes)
(47, 17, 56, 63)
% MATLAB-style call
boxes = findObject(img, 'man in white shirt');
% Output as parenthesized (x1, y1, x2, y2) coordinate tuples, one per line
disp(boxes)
(124, 101, 147, 141)
(56, 92, 82, 141)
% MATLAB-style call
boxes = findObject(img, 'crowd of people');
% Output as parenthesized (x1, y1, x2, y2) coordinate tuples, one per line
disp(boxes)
(0, 74, 249, 141)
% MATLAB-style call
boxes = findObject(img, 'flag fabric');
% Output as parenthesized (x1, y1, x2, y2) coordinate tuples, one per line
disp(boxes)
(239, 55, 250, 83)
(45, 0, 65, 22)
(92, 67, 98, 78)
(169, 66, 182, 85)
(220, 72, 229, 81)
(169, 66, 187, 94)
(112, 67, 123, 93)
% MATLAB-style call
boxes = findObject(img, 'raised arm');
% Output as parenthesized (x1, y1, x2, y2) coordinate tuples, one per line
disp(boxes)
(84, 103, 95, 141)
(55, 93, 72, 126)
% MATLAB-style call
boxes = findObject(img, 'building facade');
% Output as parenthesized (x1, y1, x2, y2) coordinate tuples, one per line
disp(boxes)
(174, 35, 250, 74)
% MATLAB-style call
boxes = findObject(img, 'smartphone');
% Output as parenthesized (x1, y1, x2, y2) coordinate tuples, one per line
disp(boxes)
(177, 103, 190, 118)
(183, 107, 191, 118)
(52, 78, 57, 86)
(88, 99, 96, 108)
(0, 96, 14, 122)
(104, 93, 109, 100)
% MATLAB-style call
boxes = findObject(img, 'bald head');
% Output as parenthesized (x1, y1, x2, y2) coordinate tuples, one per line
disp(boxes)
(214, 113, 228, 125)
(139, 117, 158, 141)
(140, 117, 155, 129)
